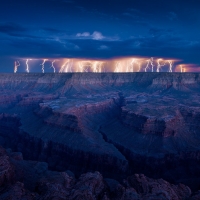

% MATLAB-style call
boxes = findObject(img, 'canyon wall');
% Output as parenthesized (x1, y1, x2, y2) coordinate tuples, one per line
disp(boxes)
(1, 73, 200, 191)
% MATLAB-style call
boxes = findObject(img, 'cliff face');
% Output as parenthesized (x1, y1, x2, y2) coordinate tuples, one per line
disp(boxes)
(0, 72, 199, 93)
(1, 73, 200, 192)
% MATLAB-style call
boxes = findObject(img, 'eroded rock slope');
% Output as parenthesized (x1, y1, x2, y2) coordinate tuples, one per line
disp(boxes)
(0, 73, 200, 194)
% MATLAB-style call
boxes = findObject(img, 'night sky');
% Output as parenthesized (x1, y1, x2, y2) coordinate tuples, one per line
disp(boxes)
(0, 0, 200, 72)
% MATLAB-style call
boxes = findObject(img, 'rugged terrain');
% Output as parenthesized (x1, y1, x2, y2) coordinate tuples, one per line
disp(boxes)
(0, 72, 200, 198)
(2, 145, 199, 200)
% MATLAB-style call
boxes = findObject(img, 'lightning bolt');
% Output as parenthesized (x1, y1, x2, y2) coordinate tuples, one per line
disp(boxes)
(114, 62, 122, 72)
(86, 61, 92, 72)
(60, 59, 73, 73)
(126, 58, 141, 72)
(156, 59, 165, 72)
(83, 63, 88, 72)
(128, 59, 135, 72)
(41, 59, 48, 73)
(180, 65, 183, 73)
(51, 60, 56, 73)
(25, 59, 32, 73)
(98, 62, 102, 73)
(150, 57, 154, 72)
(59, 60, 69, 73)
(78, 61, 83, 72)
(69, 60, 73, 72)
(145, 59, 151, 72)
(98, 62, 104, 72)
(92, 61, 103, 72)
(78, 61, 91, 72)
(14, 61, 20, 73)
(168, 60, 173, 72)
(92, 61, 99, 73)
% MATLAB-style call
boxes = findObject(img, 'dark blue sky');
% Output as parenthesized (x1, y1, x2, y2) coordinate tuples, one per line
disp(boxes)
(0, 0, 200, 72)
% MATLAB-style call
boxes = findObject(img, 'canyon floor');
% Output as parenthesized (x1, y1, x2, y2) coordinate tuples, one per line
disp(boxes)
(0, 73, 200, 199)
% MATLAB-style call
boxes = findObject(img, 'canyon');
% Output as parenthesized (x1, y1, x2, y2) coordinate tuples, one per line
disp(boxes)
(0, 72, 200, 199)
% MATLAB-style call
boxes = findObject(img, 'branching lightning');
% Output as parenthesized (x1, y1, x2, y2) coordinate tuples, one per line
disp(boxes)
(156, 59, 165, 72)
(60, 59, 74, 73)
(145, 59, 151, 72)
(51, 60, 56, 73)
(92, 61, 104, 72)
(168, 60, 173, 72)
(14, 57, 191, 73)
(41, 59, 48, 73)
(60, 60, 68, 73)
(126, 59, 141, 72)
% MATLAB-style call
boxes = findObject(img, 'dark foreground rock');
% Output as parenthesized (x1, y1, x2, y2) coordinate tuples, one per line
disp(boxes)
(0, 145, 198, 200)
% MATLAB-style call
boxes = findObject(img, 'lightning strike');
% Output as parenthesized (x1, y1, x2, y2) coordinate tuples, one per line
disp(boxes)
(51, 60, 56, 73)
(99, 62, 104, 72)
(145, 59, 151, 72)
(180, 65, 183, 73)
(14, 57, 192, 73)
(92, 61, 103, 72)
(41, 59, 48, 73)
(150, 57, 154, 72)
(60, 60, 68, 73)
(14, 61, 20, 73)
(92, 61, 99, 72)
(78, 61, 84, 72)
(127, 59, 141, 72)
(129, 59, 135, 72)
(60, 59, 73, 73)
(25, 59, 32, 73)
(114, 62, 122, 72)
(156, 59, 165, 72)
(168, 60, 173, 72)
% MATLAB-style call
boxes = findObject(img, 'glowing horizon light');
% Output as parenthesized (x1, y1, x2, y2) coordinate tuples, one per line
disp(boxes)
(13, 56, 200, 73)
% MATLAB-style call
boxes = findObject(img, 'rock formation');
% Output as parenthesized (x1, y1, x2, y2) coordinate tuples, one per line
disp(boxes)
(0, 73, 200, 198)
(0, 145, 197, 199)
